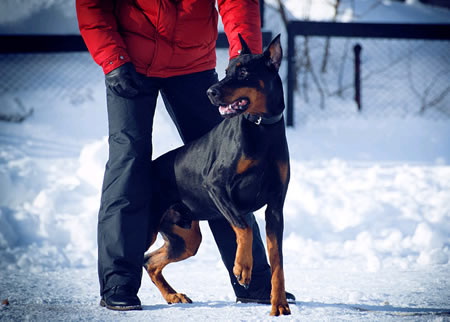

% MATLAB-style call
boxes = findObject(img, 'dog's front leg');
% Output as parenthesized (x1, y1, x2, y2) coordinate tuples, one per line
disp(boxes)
(265, 203, 290, 316)
(231, 225, 253, 289)
(207, 188, 253, 288)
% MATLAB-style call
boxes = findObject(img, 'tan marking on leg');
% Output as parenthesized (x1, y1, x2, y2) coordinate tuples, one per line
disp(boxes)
(145, 244, 189, 303)
(276, 161, 289, 185)
(144, 221, 201, 304)
(236, 154, 259, 174)
(231, 225, 253, 288)
(172, 221, 202, 257)
(266, 232, 290, 316)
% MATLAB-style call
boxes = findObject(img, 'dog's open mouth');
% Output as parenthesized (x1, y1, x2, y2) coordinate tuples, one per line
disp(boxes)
(218, 98, 249, 118)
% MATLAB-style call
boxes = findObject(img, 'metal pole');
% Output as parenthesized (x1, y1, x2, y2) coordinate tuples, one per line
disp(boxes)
(286, 23, 295, 126)
(353, 43, 362, 111)
(260, 0, 265, 28)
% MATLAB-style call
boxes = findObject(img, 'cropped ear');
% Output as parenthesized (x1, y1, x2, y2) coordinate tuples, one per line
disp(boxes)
(264, 34, 282, 71)
(238, 33, 252, 55)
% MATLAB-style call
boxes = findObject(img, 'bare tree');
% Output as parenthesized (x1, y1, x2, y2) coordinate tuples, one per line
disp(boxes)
(320, 0, 341, 74)
(0, 97, 34, 123)
(275, 0, 289, 28)
(275, 0, 327, 107)
(407, 51, 450, 114)
(336, 38, 350, 97)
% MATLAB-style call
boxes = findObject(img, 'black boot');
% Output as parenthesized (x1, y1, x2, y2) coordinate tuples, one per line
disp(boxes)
(100, 285, 142, 311)
(236, 291, 296, 305)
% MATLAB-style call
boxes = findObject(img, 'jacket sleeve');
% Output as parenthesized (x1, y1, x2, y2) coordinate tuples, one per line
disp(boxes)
(217, 0, 262, 60)
(76, 0, 131, 74)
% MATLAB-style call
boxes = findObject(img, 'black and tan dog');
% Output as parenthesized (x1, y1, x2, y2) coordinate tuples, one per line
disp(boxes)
(144, 34, 290, 316)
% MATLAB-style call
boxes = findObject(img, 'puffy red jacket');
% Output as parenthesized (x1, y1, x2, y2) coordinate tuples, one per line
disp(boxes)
(76, 0, 262, 77)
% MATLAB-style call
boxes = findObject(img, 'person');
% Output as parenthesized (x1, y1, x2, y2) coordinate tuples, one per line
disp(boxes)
(76, 0, 291, 310)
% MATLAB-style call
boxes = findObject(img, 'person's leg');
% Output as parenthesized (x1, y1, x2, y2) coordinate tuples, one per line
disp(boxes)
(208, 215, 272, 299)
(159, 69, 272, 299)
(98, 77, 159, 306)
(160, 69, 223, 143)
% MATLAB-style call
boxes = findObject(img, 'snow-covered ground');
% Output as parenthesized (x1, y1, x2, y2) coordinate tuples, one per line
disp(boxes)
(1, 0, 450, 321)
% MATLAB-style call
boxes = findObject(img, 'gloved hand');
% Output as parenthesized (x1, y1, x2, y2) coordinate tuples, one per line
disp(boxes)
(105, 62, 143, 98)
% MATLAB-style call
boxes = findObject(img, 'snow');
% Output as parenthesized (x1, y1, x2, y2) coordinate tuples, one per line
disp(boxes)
(1, 1, 450, 321)
(0, 0, 76, 30)
(265, 0, 450, 23)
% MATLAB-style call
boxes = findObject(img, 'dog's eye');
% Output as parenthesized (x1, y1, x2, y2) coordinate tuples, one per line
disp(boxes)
(238, 68, 249, 80)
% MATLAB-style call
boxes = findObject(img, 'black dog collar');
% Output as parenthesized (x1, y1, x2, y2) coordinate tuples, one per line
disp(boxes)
(243, 113, 283, 125)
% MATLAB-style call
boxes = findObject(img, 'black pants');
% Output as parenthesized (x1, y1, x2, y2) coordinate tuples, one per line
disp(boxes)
(98, 69, 271, 299)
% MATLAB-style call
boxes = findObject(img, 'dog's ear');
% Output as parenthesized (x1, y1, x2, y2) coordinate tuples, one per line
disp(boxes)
(264, 34, 282, 71)
(238, 33, 252, 55)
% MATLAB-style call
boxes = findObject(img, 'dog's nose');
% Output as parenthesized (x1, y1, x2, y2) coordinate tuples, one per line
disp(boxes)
(207, 87, 220, 98)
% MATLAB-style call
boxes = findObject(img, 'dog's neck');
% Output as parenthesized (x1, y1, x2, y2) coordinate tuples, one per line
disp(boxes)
(243, 76, 285, 126)
(243, 112, 283, 125)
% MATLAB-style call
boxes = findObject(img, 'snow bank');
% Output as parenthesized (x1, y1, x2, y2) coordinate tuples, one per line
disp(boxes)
(283, 159, 450, 272)
(1, 109, 449, 273)
(0, 88, 184, 273)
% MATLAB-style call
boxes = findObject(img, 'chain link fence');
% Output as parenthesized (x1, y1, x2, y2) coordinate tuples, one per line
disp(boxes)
(286, 22, 450, 125)
(1, 35, 449, 125)
(0, 44, 232, 125)
(292, 37, 450, 122)
(0, 52, 105, 122)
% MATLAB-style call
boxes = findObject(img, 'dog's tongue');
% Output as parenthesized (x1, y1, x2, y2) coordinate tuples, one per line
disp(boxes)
(219, 105, 234, 115)
(218, 99, 248, 115)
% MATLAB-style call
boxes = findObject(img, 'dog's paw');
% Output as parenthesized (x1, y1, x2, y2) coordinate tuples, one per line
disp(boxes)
(165, 293, 193, 304)
(233, 263, 252, 289)
(270, 302, 291, 316)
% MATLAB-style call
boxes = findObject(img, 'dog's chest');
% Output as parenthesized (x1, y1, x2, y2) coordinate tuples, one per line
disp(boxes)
(183, 147, 275, 217)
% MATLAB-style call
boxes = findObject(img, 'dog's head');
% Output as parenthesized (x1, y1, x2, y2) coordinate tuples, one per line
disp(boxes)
(207, 34, 284, 120)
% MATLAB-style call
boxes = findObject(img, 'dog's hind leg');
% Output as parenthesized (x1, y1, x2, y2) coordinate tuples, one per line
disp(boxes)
(143, 205, 201, 304)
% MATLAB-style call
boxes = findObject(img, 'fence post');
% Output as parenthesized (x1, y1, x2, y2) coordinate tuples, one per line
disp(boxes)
(286, 23, 295, 127)
(353, 43, 362, 111)
(260, 0, 265, 28)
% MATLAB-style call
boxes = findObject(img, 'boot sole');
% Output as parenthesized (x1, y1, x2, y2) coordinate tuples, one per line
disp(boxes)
(100, 299, 142, 311)
(236, 298, 296, 305)
(237, 292, 296, 305)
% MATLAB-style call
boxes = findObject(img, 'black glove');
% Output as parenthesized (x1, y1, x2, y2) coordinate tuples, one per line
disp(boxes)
(105, 62, 143, 98)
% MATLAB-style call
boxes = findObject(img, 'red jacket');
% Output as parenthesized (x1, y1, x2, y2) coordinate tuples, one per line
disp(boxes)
(76, 0, 262, 77)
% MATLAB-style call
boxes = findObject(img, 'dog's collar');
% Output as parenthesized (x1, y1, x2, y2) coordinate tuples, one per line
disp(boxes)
(243, 113, 283, 125)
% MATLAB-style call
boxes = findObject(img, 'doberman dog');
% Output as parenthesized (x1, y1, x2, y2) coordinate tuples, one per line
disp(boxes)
(144, 34, 290, 316)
